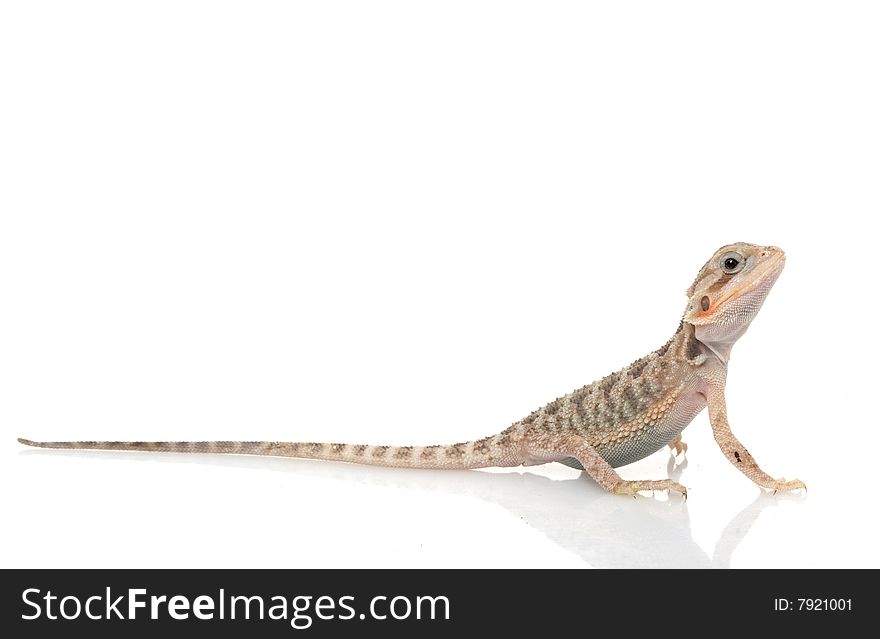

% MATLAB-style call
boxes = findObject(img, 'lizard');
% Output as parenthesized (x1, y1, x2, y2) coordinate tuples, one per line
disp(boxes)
(18, 242, 806, 497)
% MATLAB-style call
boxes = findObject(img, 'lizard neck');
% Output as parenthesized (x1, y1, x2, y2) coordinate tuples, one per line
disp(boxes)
(661, 321, 729, 369)
(691, 323, 739, 365)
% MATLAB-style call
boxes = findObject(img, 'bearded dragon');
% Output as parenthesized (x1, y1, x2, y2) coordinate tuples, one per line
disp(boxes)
(19, 242, 806, 497)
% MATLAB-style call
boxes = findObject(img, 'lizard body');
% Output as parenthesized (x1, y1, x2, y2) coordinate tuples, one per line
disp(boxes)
(19, 242, 805, 497)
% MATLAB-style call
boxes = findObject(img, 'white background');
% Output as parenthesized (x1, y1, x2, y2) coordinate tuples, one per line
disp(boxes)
(2, 2, 878, 568)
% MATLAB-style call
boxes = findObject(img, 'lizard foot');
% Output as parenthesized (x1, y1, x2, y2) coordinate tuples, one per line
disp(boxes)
(612, 479, 688, 499)
(668, 435, 688, 457)
(764, 477, 807, 494)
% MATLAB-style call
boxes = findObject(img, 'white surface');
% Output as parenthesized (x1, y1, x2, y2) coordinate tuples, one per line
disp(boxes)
(1, 2, 878, 569)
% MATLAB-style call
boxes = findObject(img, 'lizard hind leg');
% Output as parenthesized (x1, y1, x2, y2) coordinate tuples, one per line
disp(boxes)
(526, 433, 687, 498)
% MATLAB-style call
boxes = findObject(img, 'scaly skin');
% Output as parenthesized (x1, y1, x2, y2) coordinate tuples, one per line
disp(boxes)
(19, 243, 805, 497)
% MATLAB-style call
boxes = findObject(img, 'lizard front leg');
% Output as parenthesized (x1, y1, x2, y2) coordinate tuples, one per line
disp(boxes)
(525, 433, 687, 498)
(705, 385, 805, 492)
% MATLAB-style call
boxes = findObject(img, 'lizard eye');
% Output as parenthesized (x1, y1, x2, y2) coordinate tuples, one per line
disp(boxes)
(720, 251, 745, 274)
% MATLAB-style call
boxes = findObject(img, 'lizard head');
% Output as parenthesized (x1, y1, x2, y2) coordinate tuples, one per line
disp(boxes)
(683, 243, 785, 360)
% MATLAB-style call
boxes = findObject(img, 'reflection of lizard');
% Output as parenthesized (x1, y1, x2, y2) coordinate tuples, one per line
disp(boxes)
(19, 243, 805, 498)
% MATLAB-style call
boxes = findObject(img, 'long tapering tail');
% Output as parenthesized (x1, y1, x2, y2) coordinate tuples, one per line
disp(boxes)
(17, 433, 524, 470)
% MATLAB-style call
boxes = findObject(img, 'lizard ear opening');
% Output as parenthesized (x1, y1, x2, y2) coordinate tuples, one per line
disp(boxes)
(684, 294, 712, 325)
